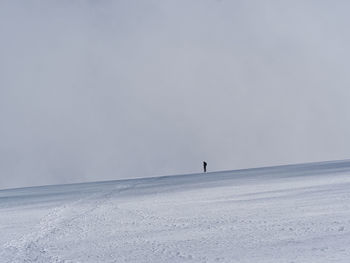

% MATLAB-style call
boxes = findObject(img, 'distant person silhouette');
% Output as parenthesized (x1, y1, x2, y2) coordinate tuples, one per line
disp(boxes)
(203, 161, 207, 173)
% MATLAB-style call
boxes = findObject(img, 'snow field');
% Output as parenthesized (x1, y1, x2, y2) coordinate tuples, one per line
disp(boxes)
(1, 160, 350, 262)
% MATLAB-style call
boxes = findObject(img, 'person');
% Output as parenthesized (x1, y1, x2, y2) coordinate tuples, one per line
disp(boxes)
(203, 161, 207, 173)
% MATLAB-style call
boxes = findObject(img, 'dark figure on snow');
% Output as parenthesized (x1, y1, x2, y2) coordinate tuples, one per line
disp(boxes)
(203, 161, 207, 173)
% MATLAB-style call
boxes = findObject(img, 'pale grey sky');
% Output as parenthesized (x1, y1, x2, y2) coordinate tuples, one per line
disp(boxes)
(1, 0, 350, 189)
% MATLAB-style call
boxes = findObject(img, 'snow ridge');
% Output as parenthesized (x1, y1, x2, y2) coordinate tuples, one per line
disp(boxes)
(2, 160, 350, 262)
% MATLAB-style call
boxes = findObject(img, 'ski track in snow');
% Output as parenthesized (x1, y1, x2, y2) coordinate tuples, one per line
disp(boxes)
(0, 184, 135, 263)
(2, 160, 350, 262)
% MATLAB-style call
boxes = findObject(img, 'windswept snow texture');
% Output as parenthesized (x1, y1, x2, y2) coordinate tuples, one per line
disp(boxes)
(2, 160, 350, 262)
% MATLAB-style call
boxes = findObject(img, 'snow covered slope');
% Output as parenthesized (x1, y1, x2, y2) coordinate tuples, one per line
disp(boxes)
(1, 160, 350, 262)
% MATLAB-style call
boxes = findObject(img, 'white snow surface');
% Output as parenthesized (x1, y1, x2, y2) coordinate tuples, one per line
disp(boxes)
(2, 160, 350, 262)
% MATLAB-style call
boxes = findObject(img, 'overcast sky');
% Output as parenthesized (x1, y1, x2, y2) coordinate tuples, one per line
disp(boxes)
(1, 0, 350, 189)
